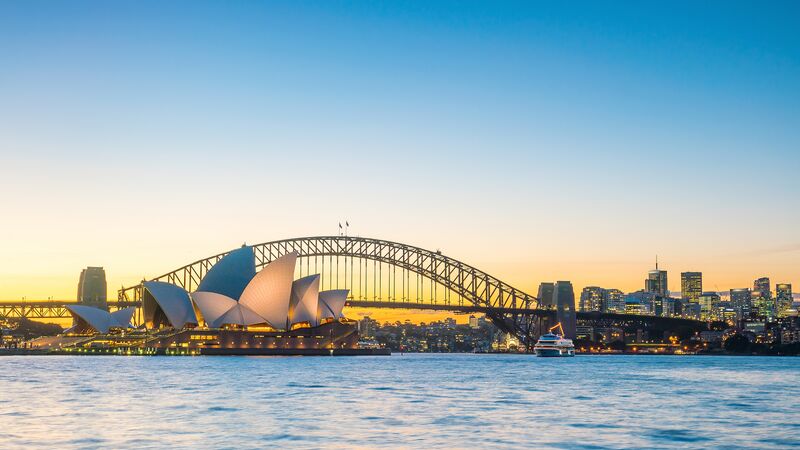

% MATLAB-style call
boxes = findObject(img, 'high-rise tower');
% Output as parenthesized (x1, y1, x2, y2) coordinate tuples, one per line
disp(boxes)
(645, 257, 668, 297)
(681, 272, 703, 304)
(752, 277, 774, 318)
(78, 267, 108, 310)
(730, 288, 752, 319)
(776, 283, 793, 317)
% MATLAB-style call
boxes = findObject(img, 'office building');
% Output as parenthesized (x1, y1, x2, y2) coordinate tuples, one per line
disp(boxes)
(645, 259, 668, 297)
(776, 283, 793, 317)
(605, 289, 625, 313)
(579, 286, 605, 312)
(698, 291, 720, 320)
(681, 272, 702, 303)
(730, 288, 752, 319)
(752, 277, 774, 319)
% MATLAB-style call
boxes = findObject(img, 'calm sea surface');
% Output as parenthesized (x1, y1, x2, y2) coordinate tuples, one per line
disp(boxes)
(0, 354, 798, 449)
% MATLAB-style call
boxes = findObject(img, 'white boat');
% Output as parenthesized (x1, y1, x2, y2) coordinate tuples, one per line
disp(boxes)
(534, 323, 575, 357)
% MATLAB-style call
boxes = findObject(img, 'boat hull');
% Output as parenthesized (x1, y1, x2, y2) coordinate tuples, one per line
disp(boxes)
(534, 348, 575, 357)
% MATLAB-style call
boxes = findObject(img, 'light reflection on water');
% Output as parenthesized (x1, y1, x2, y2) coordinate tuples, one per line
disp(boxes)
(0, 354, 798, 449)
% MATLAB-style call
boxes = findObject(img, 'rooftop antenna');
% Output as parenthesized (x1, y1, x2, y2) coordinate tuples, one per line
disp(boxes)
(656, 254, 658, 270)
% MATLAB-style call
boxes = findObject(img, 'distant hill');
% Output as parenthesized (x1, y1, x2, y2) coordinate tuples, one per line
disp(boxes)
(0, 318, 64, 339)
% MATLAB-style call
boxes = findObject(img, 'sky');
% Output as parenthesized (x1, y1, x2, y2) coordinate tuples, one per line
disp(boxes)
(1, 1, 799, 319)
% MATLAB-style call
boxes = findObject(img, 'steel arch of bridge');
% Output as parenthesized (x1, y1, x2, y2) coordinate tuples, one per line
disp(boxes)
(118, 236, 549, 345)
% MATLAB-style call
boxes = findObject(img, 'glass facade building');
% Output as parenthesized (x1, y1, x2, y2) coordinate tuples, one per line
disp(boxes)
(681, 272, 703, 304)
(776, 283, 793, 317)
(730, 288, 752, 319)
(579, 286, 605, 312)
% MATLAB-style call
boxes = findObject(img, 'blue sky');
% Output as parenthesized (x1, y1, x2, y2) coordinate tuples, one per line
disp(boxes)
(1, 1, 798, 298)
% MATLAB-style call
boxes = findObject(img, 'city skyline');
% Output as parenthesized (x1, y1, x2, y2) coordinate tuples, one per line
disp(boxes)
(1, 2, 799, 308)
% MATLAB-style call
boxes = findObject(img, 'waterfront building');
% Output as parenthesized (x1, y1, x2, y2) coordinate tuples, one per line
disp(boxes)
(776, 283, 793, 317)
(579, 286, 605, 312)
(553, 281, 576, 339)
(698, 292, 720, 320)
(730, 288, 752, 319)
(358, 316, 377, 338)
(77, 267, 108, 310)
(752, 277, 774, 319)
(605, 289, 625, 313)
(681, 272, 702, 304)
(537, 282, 555, 308)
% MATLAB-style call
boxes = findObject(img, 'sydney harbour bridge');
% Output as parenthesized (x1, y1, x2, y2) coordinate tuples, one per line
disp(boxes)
(0, 236, 705, 348)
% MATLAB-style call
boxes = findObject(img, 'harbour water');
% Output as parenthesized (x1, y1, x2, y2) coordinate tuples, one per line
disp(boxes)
(0, 354, 798, 449)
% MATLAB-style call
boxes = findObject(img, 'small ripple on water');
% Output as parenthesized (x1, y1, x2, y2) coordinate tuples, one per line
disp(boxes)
(207, 406, 239, 412)
(647, 428, 713, 443)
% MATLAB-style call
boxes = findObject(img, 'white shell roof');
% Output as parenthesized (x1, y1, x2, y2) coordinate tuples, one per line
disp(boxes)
(197, 246, 256, 300)
(289, 275, 320, 327)
(215, 303, 266, 328)
(66, 304, 132, 333)
(143, 281, 198, 329)
(239, 252, 298, 330)
(191, 291, 238, 328)
(318, 289, 349, 320)
(111, 307, 137, 328)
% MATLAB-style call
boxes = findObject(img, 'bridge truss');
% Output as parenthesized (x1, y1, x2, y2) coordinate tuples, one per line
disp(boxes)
(0, 301, 137, 321)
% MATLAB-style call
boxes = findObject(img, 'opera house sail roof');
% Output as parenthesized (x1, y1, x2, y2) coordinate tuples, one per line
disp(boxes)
(139, 247, 348, 332)
(317, 289, 349, 322)
(143, 281, 197, 329)
(66, 304, 135, 334)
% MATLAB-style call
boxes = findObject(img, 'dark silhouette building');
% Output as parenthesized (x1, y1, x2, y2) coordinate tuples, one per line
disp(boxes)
(78, 267, 108, 310)
(554, 281, 576, 339)
(537, 282, 555, 307)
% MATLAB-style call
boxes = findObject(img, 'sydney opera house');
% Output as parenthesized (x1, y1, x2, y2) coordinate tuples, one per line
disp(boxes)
(60, 247, 377, 355)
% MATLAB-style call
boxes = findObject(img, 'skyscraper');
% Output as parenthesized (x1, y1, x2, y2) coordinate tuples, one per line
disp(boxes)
(752, 277, 774, 318)
(77, 266, 108, 310)
(776, 283, 793, 317)
(537, 282, 555, 308)
(753, 277, 771, 298)
(553, 281, 576, 339)
(645, 259, 668, 297)
(681, 272, 702, 303)
(730, 288, 752, 319)
(579, 286, 605, 312)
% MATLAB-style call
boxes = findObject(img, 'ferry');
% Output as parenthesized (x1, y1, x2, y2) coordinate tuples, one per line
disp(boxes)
(534, 323, 575, 357)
